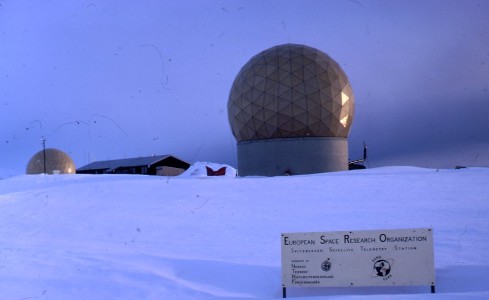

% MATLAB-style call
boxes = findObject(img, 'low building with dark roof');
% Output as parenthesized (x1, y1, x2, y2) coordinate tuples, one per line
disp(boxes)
(76, 155, 190, 176)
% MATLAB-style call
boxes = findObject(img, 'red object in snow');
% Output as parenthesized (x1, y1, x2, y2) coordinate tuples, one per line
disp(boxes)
(206, 166, 227, 176)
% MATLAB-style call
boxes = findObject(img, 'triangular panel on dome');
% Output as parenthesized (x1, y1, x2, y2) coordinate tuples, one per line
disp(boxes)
(327, 117, 340, 133)
(278, 82, 291, 97)
(279, 118, 295, 137)
(339, 114, 350, 128)
(251, 104, 265, 120)
(342, 83, 354, 96)
(313, 58, 330, 72)
(328, 72, 342, 90)
(317, 120, 335, 136)
(263, 107, 278, 123)
(244, 74, 256, 88)
(277, 55, 290, 66)
(305, 90, 321, 104)
(251, 90, 265, 106)
(278, 61, 292, 74)
(289, 46, 302, 55)
(330, 89, 342, 102)
(331, 100, 343, 117)
(290, 57, 303, 72)
(304, 65, 318, 82)
(320, 107, 333, 121)
(277, 99, 293, 116)
(278, 88, 293, 103)
(235, 110, 251, 126)
(264, 78, 279, 93)
(292, 120, 309, 136)
(331, 93, 343, 113)
(316, 55, 333, 71)
(242, 88, 254, 102)
(264, 112, 279, 128)
(238, 126, 253, 141)
(276, 46, 290, 56)
(229, 86, 241, 99)
(241, 104, 253, 121)
(267, 67, 280, 82)
(291, 70, 305, 85)
(316, 71, 332, 87)
(305, 57, 321, 69)
(302, 52, 317, 66)
(290, 74, 304, 89)
(292, 88, 307, 104)
(277, 112, 292, 128)
(278, 70, 292, 86)
(293, 95, 308, 111)
(294, 111, 309, 127)
(265, 55, 279, 67)
(252, 63, 267, 76)
(337, 74, 350, 89)
(270, 127, 283, 139)
(307, 102, 322, 119)
(255, 121, 274, 139)
(249, 53, 267, 65)
(252, 117, 267, 137)
(276, 94, 289, 109)
(319, 91, 334, 111)
(253, 76, 267, 92)
(308, 119, 323, 136)
(303, 80, 319, 96)
(327, 63, 342, 79)
(263, 97, 277, 113)
(263, 121, 278, 135)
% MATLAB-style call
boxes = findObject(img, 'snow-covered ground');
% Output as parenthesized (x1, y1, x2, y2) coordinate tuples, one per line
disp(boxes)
(0, 165, 488, 299)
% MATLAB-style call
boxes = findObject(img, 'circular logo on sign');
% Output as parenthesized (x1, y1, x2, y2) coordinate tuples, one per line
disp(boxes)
(373, 259, 391, 277)
(321, 259, 332, 272)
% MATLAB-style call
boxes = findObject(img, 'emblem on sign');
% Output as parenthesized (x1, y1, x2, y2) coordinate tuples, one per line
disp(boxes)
(321, 259, 331, 272)
(371, 256, 394, 280)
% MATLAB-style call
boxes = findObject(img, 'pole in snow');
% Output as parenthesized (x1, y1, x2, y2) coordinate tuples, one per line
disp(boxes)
(41, 137, 47, 174)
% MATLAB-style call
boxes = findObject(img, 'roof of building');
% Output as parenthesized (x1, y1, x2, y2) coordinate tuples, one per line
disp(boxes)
(77, 154, 186, 172)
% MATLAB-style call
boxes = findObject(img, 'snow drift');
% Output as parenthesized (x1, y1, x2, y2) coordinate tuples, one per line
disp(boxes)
(0, 166, 488, 299)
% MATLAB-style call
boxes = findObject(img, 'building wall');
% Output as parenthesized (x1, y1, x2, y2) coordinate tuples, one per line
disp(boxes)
(237, 137, 348, 176)
(156, 166, 186, 176)
(148, 157, 190, 175)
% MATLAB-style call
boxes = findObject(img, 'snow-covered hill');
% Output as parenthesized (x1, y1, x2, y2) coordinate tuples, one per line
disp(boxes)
(0, 166, 488, 299)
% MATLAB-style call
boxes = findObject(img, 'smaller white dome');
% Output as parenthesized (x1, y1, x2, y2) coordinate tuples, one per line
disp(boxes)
(26, 148, 76, 175)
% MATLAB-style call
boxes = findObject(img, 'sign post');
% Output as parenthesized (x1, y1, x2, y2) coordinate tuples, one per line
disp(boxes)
(281, 228, 435, 297)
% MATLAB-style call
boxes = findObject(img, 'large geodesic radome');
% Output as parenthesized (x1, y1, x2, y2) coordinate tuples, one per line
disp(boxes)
(227, 44, 355, 176)
(26, 148, 76, 175)
(227, 44, 354, 142)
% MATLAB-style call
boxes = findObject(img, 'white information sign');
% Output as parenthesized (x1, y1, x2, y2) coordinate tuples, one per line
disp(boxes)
(281, 228, 434, 289)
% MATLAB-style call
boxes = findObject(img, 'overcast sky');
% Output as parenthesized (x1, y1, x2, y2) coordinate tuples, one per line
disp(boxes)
(1, 0, 488, 175)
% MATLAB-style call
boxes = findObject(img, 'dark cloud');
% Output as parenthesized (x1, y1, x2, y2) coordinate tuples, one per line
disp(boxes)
(1, 0, 488, 175)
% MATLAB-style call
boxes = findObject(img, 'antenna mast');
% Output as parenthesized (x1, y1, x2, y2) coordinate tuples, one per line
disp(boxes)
(41, 137, 47, 174)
